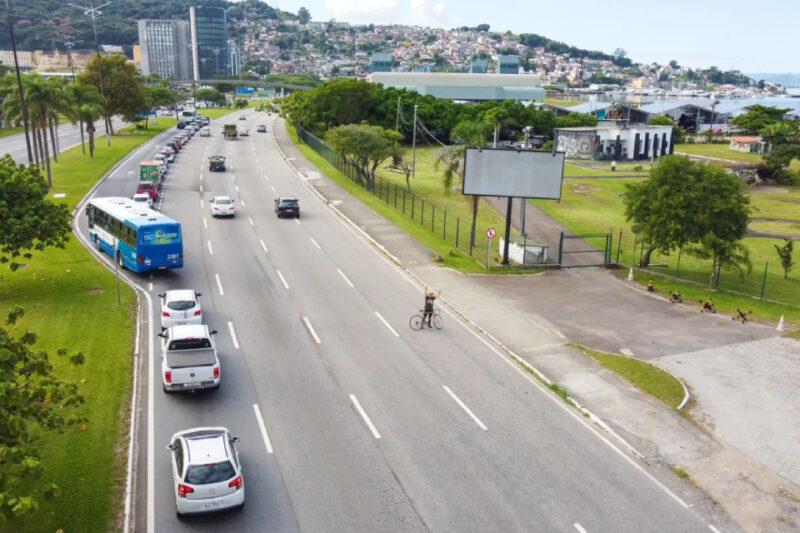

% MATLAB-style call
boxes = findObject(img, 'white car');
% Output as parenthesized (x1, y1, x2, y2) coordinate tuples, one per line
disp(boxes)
(132, 193, 152, 208)
(236, 125, 249, 136)
(167, 427, 244, 517)
(209, 196, 235, 217)
(199, 126, 210, 137)
(159, 290, 202, 329)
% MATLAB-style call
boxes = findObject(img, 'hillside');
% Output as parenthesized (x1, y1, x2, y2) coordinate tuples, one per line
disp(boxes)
(2, 0, 291, 52)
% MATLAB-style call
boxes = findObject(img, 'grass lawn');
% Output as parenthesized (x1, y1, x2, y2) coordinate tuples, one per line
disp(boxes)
(0, 119, 176, 532)
(542, 98, 580, 107)
(564, 162, 651, 177)
(675, 143, 800, 171)
(198, 107, 238, 120)
(289, 129, 528, 273)
(0, 126, 23, 138)
(533, 177, 800, 326)
(570, 344, 686, 409)
(749, 220, 800, 237)
(749, 185, 800, 221)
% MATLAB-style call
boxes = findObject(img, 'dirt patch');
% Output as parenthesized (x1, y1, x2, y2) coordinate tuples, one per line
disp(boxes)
(88, 287, 104, 295)
(571, 184, 596, 195)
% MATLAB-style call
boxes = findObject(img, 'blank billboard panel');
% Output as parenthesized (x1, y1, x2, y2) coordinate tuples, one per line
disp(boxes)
(463, 148, 565, 199)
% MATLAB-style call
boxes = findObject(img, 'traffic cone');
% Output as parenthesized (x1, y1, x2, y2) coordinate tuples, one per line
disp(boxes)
(777, 315, 785, 332)
(627, 268, 634, 281)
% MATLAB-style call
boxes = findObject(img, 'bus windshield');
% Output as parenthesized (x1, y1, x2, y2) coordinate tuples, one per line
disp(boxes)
(139, 224, 182, 247)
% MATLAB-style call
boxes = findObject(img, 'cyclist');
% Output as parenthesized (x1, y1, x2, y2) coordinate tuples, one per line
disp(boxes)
(423, 288, 441, 328)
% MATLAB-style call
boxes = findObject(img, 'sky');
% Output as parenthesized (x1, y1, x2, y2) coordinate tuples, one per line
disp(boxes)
(260, 0, 799, 73)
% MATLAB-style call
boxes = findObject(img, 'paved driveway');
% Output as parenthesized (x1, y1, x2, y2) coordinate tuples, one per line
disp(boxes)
(658, 337, 800, 487)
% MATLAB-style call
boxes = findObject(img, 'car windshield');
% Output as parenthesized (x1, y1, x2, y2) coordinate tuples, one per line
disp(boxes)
(184, 461, 235, 485)
(280, 199, 298, 206)
(215, 198, 232, 205)
(167, 300, 195, 311)
(139, 183, 154, 190)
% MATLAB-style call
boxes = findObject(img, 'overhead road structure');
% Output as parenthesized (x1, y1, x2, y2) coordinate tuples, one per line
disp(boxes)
(369, 72, 546, 102)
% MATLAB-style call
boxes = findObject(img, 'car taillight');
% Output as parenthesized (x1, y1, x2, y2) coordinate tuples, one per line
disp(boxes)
(138, 256, 144, 264)
(164, 370, 172, 384)
(162, 311, 170, 317)
(194, 309, 202, 316)
(228, 476, 243, 490)
(213, 366, 220, 379)
(177, 483, 194, 497)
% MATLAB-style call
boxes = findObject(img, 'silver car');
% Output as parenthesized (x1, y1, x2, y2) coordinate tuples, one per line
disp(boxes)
(159, 289, 202, 329)
(167, 427, 244, 517)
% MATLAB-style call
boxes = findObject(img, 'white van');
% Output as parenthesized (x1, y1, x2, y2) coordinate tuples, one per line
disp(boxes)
(236, 125, 249, 136)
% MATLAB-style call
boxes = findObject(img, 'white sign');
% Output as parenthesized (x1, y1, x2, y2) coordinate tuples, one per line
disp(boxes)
(486, 228, 497, 239)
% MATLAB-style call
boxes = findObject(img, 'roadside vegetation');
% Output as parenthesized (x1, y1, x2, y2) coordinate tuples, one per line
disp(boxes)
(570, 344, 686, 409)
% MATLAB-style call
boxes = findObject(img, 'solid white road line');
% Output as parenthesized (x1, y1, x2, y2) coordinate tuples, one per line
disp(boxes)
(374, 311, 399, 337)
(200, 199, 204, 208)
(337, 268, 354, 287)
(302, 316, 322, 344)
(270, 184, 276, 192)
(203, 217, 208, 229)
(148, 282, 153, 291)
(240, 200, 246, 208)
(350, 394, 381, 439)
(207, 240, 214, 255)
(310, 237, 321, 250)
(276, 270, 290, 290)
(248, 216, 255, 226)
(574, 523, 588, 533)
(215, 273, 225, 296)
(443, 386, 488, 431)
(259, 239, 268, 253)
(252, 404, 275, 454)
(227, 321, 240, 349)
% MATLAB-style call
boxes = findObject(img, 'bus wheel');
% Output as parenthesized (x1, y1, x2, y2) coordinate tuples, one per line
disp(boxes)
(117, 252, 125, 270)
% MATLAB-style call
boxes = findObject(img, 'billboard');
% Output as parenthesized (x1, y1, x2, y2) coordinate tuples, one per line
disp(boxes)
(463, 148, 565, 199)
(235, 87, 255, 95)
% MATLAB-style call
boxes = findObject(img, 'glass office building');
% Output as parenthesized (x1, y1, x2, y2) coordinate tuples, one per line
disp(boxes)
(189, 6, 229, 80)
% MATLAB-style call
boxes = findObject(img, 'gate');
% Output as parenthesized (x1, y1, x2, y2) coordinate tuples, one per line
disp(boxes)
(557, 232, 612, 267)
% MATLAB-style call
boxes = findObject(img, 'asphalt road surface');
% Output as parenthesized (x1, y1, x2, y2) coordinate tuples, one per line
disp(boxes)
(72, 112, 722, 533)
(1, 117, 125, 164)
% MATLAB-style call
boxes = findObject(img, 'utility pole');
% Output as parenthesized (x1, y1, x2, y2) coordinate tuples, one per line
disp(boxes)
(63, 40, 79, 81)
(411, 104, 418, 182)
(5, 0, 33, 164)
(395, 96, 401, 132)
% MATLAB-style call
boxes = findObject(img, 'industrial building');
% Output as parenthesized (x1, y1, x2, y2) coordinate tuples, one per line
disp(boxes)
(368, 72, 545, 102)
(497, 55, 519, 74)
(555, 124, 674, 161)
(369, 53, 393, 73)
(469, 59, 488, 73)
(137, 19, 193, 80)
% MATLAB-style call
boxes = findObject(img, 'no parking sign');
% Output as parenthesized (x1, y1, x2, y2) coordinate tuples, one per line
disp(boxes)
(486, 228, 496, 239)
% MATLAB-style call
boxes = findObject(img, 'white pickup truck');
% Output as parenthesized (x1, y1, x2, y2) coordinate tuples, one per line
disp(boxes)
(160, 324, 221, 393)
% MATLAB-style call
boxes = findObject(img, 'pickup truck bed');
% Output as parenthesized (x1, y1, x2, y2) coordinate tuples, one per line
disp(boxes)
(166, 350, 217, 368)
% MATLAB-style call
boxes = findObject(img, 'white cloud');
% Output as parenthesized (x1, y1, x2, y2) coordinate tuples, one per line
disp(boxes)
(326, 0, 399, 16)
(408, 0, 447, 24)
(432, 3, 445, 16)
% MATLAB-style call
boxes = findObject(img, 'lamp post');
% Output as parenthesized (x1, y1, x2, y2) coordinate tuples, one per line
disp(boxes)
(69, 1, 111, 146)
(4, 0, 33, 164)
(62, 40, 79, 81)
(211, 48, 222, 77)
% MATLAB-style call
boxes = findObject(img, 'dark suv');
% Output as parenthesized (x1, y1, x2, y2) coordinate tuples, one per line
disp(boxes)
(274, 197, 300, 218)
(209, 156, 226, 172)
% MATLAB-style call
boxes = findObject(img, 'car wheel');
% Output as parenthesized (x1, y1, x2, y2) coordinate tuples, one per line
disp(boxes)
(176, 508, 185, 520)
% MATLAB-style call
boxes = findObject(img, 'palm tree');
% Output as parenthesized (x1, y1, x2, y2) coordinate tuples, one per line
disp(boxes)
(23, 74, 56, 185)
(64, 83, 102, 155)
(44, 77, 71, 162)
(434, 120, 492, 193)
(78, 103, 102, 158)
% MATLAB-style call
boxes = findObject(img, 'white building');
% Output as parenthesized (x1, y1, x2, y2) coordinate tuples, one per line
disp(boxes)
(555, 124, 674, 161)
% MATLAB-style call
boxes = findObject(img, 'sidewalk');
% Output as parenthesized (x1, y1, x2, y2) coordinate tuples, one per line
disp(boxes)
(274, 119, 800, 532)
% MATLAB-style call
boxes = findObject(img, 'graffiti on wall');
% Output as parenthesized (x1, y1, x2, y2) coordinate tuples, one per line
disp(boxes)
(556, 131, 596, 160)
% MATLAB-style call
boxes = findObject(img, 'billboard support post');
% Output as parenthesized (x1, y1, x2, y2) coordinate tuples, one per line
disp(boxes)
(502, 197, 513, 265)
(469, 196, 478, 255)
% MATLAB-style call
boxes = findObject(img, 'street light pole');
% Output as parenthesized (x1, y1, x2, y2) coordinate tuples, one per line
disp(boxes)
(69, 1, 111, 146)
(4, 0, 33, 164)
(62, 40, 79, 81)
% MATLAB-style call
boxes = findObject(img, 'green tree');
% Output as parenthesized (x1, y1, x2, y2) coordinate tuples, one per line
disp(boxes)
(0, 156, 71, 269)
(298, 6, 311, 24)
(143, 85, 176, 128)
(624, 156, 751, 268)
(0, 306, 85, 522)
(325, 124, 401, 189)
(78, 104, 103, 158)
(435, 120, 492, 193)
(555, 112, 598, 129)
(687, 234, 752, 288)
(774, 238, 795, 279)
(79, 54, 145, 136)
(649, 115, 685, 144)
(234, 98, 248, 109)
(730, 104, 788, 134)
(761, 121, 800, 184)
(194, 88, 226, 108)
(64, 83, 103, 155)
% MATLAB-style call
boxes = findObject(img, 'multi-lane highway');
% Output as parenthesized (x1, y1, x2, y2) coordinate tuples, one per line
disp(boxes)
(73, 111, 723, 532)
(1, 117, 125, 163)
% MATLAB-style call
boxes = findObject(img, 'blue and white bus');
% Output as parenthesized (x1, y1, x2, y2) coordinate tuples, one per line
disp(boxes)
(86, 197, 184, 272)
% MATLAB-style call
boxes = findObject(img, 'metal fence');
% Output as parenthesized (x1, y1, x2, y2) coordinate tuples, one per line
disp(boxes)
(296, 125, 524, 267)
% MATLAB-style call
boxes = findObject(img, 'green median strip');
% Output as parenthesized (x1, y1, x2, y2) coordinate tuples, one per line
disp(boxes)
(0, 118, 176, 531)
(569, 343, 686, 410)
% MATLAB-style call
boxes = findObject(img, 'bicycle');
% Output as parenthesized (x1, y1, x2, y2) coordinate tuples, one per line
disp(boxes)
(409, 309, 442, 330)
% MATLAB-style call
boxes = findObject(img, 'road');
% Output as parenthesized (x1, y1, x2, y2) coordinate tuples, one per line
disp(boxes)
(1, 117, 125, 163)
(73, 111, 723, 532)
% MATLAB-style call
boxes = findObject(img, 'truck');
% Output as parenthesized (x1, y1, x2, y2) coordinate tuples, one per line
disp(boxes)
(223, 124, 238, 140)
(160, 324, 221, 393)
(139, 160, 162, 189)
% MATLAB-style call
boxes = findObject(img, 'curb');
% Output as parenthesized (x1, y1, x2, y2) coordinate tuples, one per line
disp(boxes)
(273, 120, 648, 462)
